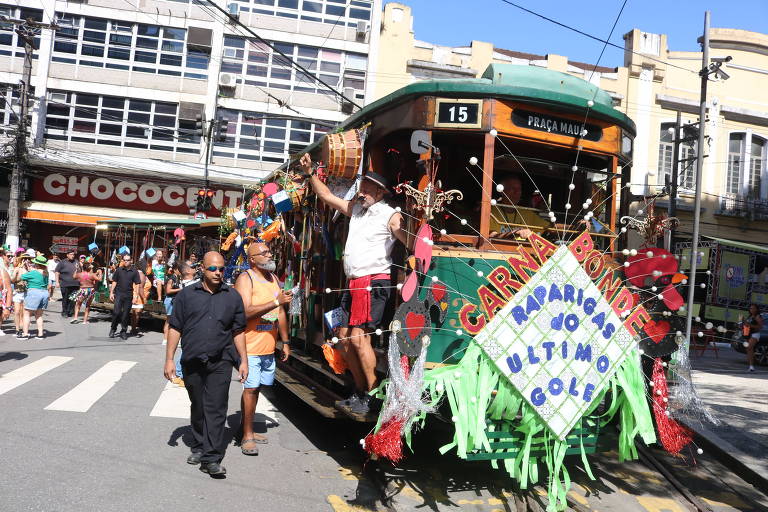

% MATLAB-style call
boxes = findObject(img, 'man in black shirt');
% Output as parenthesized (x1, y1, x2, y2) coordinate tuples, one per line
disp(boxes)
(55, 250, 80, 318)
(109, 254, 141, 340)
(164, 251, 247, 477)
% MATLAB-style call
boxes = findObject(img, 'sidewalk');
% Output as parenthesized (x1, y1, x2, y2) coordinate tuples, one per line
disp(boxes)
(687, 343, 768, 491)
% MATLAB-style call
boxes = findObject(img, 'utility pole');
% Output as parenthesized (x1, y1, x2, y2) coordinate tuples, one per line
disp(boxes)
(4, 17, 57, 250)
(665, 110, 682, 251)
(683, 11, 710, 344)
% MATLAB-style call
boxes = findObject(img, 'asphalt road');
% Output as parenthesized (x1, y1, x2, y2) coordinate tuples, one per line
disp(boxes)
(2, 299, 767, 512)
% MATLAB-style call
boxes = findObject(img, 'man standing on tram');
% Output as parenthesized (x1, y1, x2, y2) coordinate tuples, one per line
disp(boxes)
(299, 154, 407, 415)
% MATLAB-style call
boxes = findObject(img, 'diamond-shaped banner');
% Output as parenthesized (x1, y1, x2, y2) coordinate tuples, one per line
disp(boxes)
(474, 246, 636, 440)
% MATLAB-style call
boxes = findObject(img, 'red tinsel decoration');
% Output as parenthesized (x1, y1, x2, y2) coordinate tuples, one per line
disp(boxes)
(651, 357, 693, 454)
(364, 417, 405, 463)
(364, 356, 412, 463)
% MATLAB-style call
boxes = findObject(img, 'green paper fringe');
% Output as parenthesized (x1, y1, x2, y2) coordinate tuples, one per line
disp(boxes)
(372, 343, 655, 511)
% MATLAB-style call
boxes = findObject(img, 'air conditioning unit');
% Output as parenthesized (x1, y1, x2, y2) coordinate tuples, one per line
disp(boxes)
(48, 92, 68, 104)
(356, 21, 368, 38)
(223, 47, 238, 59)
(227, 3, 240, 20)
(341, 87, 356, 114)
(218, 72, 237, 89)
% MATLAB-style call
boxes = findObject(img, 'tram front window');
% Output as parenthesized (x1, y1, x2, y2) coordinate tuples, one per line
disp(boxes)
(489, 173, 550, 239)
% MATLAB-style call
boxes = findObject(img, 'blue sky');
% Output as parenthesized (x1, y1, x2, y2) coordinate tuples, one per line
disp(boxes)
(399, 0, 768, 67)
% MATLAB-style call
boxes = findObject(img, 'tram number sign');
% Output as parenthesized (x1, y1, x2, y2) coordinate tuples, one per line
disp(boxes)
(512, 109, 602, 142)
(434, 99, 483, 128)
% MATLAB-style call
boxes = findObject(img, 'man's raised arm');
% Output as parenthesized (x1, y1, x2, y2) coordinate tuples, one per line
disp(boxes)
(299, 153, 354, 217)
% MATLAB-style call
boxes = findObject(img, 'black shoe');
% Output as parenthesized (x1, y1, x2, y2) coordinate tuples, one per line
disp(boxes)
(350, 394, 371, 415)
(199, 462, 226, 476)
(187, 452, 203, 465)
(108, 330, 117, 338)
(120, 331, 128, 340)
(335, 393, 361, 409)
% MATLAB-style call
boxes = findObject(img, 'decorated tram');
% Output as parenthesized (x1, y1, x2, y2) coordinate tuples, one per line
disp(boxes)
(227, 64, 701, 510)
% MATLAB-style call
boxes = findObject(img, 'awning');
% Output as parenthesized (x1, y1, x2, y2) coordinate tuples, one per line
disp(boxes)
(99, 217, 220, 228)
(22, 201, 217, 227)
(705, 236, 768, 255)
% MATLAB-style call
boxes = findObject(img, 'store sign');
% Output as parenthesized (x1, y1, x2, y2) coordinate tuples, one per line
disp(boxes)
(512, 109, 602, 142)
(473, 244, 635, 440)
(51, 236, 78, 254)
(33, 173, 242, 215)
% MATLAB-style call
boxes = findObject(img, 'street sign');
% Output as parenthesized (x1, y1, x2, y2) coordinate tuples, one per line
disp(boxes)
(50, 244, 77, 254)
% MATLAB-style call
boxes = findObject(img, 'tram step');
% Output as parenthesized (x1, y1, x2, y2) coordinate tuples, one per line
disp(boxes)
(288, 349, 347, 388)
(274, 366, 345, 419)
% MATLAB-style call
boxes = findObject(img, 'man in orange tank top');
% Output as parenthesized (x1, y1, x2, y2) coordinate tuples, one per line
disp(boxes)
(234, 242, 293, 455)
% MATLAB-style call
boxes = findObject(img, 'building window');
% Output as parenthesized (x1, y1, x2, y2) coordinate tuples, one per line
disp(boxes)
(0, 6, 43, 57)
(727, 133, 744, 196)
(221, 36, 366, 96)
(658, 122, 696, 191)
(43, 91, 200, 154)
(749, 137, 766, 199)
(232, 0, 371, 26)
(211, 107, 330, 163)
(51, 14, 209, 79)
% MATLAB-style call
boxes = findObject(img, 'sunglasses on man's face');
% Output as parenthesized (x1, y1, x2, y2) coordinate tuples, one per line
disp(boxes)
(206, 265, 225, 273)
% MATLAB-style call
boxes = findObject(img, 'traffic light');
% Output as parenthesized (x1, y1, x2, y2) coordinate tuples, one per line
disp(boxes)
(213, 117, 229, 142)
(196, 188, 215, 211)
(195, 114, 205, 137)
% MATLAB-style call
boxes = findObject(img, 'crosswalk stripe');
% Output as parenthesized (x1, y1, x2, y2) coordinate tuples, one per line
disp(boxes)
(149, 381, 190, 418)
(0, 356, 74, 395)
(45, 360, 137, 412)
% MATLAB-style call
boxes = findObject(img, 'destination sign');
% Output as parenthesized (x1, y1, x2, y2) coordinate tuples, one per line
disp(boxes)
(434, 99, 483, 128)
(512, 109, 602, 142)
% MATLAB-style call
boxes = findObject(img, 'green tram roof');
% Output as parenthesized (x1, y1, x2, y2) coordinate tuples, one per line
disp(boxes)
(341, 64, 636, 136)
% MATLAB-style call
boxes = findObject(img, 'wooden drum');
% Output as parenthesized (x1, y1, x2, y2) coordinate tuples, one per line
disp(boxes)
(322, 129, 362, 179)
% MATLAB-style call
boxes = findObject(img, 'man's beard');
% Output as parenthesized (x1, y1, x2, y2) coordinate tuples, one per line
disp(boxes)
(257, 260, 276, 272)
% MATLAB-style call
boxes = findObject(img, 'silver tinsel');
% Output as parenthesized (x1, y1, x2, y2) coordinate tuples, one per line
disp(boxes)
(289, 285, 302, 316)
(378, 333, 435, 430)
(669, 344, 719, 425)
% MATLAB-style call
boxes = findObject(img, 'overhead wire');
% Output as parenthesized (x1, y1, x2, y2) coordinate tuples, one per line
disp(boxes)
(498, 0, 698, 75)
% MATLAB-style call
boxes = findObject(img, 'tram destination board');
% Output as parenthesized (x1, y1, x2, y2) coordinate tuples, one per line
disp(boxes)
(512, 108, 602, 142)
(434, 98, 483, 128)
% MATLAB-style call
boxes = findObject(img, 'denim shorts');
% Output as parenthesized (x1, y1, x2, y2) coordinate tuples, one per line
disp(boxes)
(25, 288, 49, 311)
(243, 354, 276, 389)
(163, 297, 174, 316)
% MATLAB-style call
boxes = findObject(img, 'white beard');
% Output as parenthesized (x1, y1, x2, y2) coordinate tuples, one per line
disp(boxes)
(257, 260, 276, 272)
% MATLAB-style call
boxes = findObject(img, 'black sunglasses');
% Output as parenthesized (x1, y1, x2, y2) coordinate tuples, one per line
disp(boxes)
(206, 265, 225, 272)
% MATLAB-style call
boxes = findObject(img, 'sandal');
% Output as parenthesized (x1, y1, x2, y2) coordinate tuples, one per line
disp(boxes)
(250, 433, 268, 444)
(241, 438, 260, 456)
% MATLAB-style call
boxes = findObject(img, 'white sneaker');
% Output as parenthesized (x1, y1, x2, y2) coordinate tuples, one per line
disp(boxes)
(748, 366, 755, 373)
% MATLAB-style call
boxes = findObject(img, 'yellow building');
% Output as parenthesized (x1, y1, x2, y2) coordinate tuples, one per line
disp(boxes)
(374, 3, 768, 248)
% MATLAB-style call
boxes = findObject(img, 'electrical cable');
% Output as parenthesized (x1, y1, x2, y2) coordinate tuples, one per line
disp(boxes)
(498, 0, 697, 75)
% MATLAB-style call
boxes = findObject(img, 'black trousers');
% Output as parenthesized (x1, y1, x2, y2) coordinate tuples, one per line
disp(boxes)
(60, 286, 79, 316)
(183, 358, 233, 463)
(110, 294, 132, 333)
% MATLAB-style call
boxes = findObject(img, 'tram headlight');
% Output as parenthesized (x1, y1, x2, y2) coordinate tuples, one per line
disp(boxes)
(621, 131, 633, 159)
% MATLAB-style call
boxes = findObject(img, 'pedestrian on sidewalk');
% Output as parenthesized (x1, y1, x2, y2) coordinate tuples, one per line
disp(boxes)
(164, 251, 248, 477)
(0, 249, 13, 333)
(743, 303, 764, 372)
(46, 254, 59, 301)
(129, 267, 150, 337)
(71, 262, 102, 324)
(56, 250, 80, 318)
(18, 254, 49, 339)
(109, 254, 141, 341)
(234, 242, 292, 455)
(11, 250, 33, 337)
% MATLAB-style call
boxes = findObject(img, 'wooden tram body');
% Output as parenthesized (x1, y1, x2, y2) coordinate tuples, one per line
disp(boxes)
(277, 64, 636, 429)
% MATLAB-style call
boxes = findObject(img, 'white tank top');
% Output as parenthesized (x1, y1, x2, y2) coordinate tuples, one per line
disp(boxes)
(343, 201, 396, 279)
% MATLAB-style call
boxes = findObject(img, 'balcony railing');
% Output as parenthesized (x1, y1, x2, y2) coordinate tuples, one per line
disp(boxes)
(717, 195, 768, 219)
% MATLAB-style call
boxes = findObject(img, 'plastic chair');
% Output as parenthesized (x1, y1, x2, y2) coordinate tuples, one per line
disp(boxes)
(691, 328, 719, 358)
